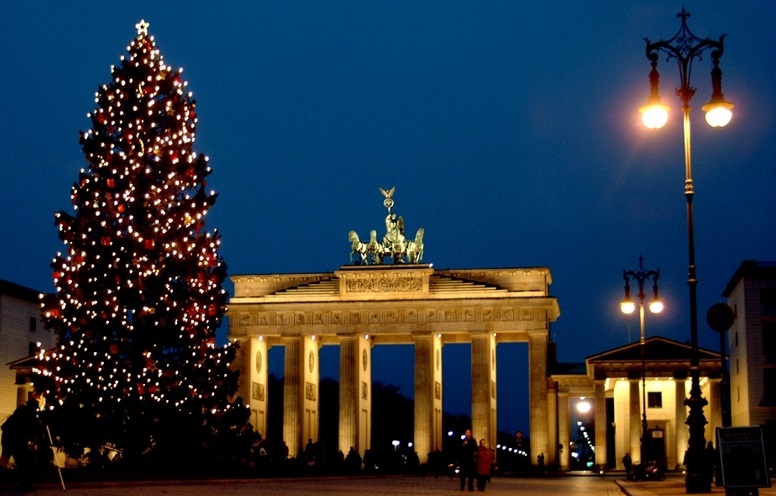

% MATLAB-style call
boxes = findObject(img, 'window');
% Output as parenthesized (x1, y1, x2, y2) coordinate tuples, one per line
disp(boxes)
(762, 289, 776, 311)
(763, 368, 776, 405)
(762, 320, 776, 363)
(29, 317, 36, 332)
(647, 391, 662, 408)
(28, 341, 36, 356)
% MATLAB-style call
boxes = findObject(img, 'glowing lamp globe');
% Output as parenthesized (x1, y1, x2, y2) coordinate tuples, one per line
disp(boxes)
(620, 300, 636, 315)
(702, 100, 734, 128)
(649, 300, 664, 314)
(640, 102, 670, 129)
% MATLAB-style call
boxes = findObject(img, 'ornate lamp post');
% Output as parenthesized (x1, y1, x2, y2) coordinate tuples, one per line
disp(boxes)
(620, 257, 663, 466)
(639, 8, 734, 493)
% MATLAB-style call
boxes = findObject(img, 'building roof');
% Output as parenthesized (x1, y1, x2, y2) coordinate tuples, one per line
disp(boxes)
(722, 260, 776, 297)
(0, 279, 41, 304)
(587, 335, 720, 363)
(585, 336, 722, 380)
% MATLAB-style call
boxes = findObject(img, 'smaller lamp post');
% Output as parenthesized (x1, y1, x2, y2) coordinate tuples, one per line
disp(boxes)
(620, 256, 663, 465)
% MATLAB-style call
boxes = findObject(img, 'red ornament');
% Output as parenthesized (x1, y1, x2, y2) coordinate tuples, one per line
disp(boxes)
(144, 239, 155, 250)
(109, 344, 119, 355)
(106, 178, 116, 188)
(101, 236, 111, 246)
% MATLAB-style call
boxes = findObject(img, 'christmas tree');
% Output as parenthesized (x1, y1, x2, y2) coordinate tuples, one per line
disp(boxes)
(34, 20, 242, 468)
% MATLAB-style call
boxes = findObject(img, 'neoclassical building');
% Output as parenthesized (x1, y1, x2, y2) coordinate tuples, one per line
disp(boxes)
(227, 264, 560, 464)
(551, 336, 723, 470)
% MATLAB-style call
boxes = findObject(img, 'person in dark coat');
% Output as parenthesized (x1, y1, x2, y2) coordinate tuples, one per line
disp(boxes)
(458, 429, 477, 491)
(1, 399, 42, 492)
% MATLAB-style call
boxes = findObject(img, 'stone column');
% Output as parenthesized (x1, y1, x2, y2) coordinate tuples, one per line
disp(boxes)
(594, 379, 607, 469)
(471, 332, 496, 446)
(302, 336, 320, 447)
(675, 375, 689, 467)
(528, 332, 548, 465)
(339, 334, 372, 457)
(339, 335, 358, 454)
(547, 382, 558, 467)
(707, 378, 721, 438)
(414, 332, 442, 463)
(629, 378, 641, 463)
(248, 337, 269, 438)
(557, 390, 570, 470)
(358, 335, 373, 456)
(283, 336, 320, 457)
(283, 336, 302, 458)
(232, 336, 249, 403)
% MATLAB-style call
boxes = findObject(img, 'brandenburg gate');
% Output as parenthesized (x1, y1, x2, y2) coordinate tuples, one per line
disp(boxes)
(227, 188, 560, 464)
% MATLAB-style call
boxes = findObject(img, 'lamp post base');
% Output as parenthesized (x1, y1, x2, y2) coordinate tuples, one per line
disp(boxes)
(685, 472, 711, 493)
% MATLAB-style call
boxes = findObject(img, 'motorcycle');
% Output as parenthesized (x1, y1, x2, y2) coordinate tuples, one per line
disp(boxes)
(626, 460, 666, 481)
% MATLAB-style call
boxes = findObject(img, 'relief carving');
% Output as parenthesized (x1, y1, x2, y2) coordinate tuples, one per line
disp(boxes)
(345, 277, 423, 293)
(305, 381, 316, 401)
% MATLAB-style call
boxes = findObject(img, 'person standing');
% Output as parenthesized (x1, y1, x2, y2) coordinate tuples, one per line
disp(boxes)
(458, 429, 477, 491)
(1, 398, 42, 492)
(475, 439, 495, 492)
(622, 452, 633, 476)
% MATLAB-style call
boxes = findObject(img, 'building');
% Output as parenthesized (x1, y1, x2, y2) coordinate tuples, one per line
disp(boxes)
(0, 280, 56, 423)
(228, 264, 560, 465)
(723, 260, 776, 453)
(551, 337, 723, 471)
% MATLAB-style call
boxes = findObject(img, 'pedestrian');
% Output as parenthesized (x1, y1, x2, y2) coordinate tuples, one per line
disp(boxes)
(622, 452, 632, 473)
(345, 446, 362, 474)
(475, 439, 495, 491)
(1, 398, 42, 492)
(458, 429, 477, 491)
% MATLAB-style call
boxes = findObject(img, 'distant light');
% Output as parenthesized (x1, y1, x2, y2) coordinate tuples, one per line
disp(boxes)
(577, 400, 591, 414)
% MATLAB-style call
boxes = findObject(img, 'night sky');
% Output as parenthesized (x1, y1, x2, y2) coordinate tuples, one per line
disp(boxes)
(2, 2, 774, 436)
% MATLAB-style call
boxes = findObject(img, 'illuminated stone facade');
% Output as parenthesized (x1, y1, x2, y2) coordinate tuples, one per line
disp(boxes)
(228, 264, 560, 463)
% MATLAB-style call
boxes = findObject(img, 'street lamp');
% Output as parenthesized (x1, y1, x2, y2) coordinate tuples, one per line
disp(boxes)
(620, 257, 662, 466)
(639, 8, 733, 493)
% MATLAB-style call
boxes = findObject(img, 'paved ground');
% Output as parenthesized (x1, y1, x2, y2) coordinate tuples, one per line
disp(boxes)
(0, 473, 621, 496)
(2, 472, 774, 496)
(617, 475, 776, 496)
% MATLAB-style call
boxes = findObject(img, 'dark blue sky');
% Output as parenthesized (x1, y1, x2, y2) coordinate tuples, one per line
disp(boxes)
(2, 2, 775, 435)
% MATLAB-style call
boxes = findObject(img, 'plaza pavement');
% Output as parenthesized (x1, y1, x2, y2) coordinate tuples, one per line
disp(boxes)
(1, 472, 774, 496)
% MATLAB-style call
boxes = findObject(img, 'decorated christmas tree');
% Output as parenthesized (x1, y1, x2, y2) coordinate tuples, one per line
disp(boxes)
(35, 20, 242, 468)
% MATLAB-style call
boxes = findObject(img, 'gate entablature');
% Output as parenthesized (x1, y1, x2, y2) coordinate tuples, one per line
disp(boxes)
(228, 265, 559, 346)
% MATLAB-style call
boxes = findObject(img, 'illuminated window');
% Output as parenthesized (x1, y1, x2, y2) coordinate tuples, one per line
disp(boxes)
(647, 391, 662, 408)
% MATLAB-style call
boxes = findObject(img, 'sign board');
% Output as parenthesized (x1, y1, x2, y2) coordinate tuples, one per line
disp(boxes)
(716, 426, 771, 489)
